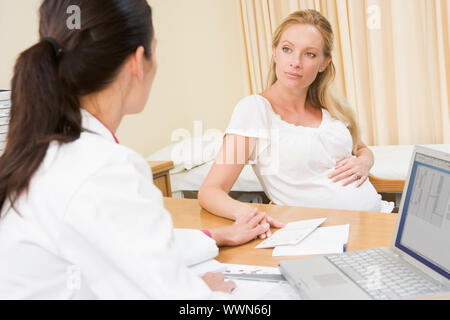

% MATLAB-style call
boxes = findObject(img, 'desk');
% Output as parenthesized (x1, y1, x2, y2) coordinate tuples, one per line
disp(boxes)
(164, 197, 398, 267)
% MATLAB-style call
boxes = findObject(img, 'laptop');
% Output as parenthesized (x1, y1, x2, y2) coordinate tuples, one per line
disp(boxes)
(279, 146, 450, 300)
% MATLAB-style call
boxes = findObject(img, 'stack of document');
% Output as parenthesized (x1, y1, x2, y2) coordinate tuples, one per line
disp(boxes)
(223, 264, 301, 299)
(0, 90, 10, 156)
(254, 218, 350, 257)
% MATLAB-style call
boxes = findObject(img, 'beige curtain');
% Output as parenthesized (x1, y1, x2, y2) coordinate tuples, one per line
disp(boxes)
(237, 0, 450, 145)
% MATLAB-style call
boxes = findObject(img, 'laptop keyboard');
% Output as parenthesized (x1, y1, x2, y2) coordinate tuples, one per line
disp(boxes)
(326, 248, 445, 300)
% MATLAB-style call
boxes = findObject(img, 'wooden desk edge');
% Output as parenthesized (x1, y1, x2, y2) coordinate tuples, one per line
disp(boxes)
(148, 161, 174, 175)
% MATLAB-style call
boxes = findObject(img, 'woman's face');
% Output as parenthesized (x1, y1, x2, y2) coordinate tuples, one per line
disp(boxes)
(273, 23, 331, 91)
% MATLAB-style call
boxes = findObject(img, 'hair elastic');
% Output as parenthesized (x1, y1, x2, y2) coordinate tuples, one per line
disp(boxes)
(40, 37, 63, 59)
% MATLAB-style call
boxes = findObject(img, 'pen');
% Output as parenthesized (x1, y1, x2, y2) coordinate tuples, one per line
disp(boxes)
(224, 273, 287, 282)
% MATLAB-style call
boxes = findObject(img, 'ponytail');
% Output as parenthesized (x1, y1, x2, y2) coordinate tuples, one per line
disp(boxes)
(0, 41, 81, 215)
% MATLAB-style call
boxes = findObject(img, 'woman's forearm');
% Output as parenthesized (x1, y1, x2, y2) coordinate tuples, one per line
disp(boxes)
(198, 185, 256, 220)
(356, 145, 374, 171)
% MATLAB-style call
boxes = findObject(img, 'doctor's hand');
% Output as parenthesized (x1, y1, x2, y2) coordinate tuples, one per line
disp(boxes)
(328, 156, 370, 188)
(210, 209, 271, 246)
(202, 272, 236, 293)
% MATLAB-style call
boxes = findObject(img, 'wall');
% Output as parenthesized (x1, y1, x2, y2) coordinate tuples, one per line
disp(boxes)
(0, 0, 247, 157)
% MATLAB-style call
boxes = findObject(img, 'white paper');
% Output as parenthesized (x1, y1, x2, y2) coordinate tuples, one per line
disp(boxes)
(272, 224, 350, 257)
(222, 264, 301, 300)
(189, 259, 227, 276)
(224, 263, 281, 275)
(255, 218, 326, 248)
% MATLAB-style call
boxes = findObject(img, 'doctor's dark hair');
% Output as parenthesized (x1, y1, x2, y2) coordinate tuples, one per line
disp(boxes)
(0, 0, 154, 216)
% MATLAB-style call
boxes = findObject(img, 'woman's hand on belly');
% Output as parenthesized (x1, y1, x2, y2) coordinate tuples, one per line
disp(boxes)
(328, 156, 370, 187)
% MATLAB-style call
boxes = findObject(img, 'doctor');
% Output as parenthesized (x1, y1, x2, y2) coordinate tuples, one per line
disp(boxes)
(0, 0, 269, 299)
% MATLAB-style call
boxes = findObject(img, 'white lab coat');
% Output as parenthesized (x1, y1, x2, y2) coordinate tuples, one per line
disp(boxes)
(0, 109, 227, 299)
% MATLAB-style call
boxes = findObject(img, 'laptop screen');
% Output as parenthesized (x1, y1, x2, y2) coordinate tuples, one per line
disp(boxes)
(395, 151, 450, 279)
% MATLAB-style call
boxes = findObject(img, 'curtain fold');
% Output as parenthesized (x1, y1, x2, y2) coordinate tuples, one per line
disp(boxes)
(237, 0, 450, 145)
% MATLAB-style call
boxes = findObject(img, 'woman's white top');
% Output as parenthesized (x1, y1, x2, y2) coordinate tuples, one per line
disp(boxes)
(225, 95, 394, 213)
(0, 109, 226, 299)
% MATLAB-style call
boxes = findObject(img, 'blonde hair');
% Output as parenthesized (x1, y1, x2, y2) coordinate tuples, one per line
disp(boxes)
(267, 10, 361, 152)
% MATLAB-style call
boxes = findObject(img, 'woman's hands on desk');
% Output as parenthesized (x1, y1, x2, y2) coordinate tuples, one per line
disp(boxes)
(203, 208, 285, 294)
(253, 209, 285, 240)
(234, 207, 285, 241)
(209, 208, 285, 246)
(210, 209, 269, 246)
